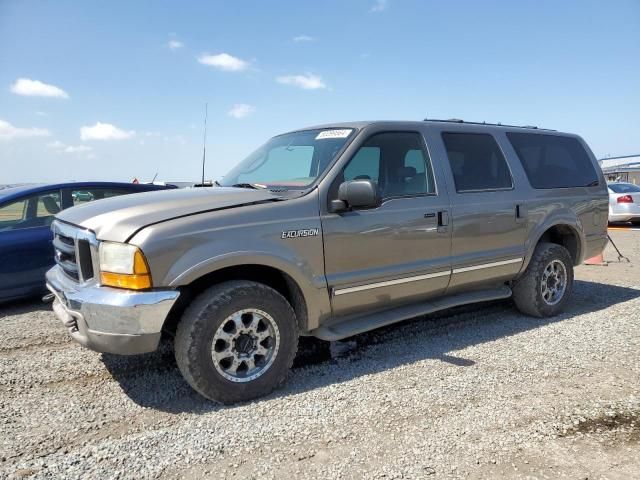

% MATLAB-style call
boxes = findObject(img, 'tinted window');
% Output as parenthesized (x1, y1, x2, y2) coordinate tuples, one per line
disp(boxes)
(609, 183, 640, 193)
(344, 147, 380, 183)
(507, 133, 598, 189)
(442, 133, 512, 192)
(0, 191, 61, 231)
(71, 188, 130, 206)
(341, 132, 436, 199)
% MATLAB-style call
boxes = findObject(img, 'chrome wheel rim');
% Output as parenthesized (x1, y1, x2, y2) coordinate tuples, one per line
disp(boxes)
(211, 308, 280, 383)
(541, 259, 567, 306)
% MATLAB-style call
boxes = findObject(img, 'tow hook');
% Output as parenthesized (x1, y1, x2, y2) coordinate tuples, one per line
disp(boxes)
(42, 293, 55, 303)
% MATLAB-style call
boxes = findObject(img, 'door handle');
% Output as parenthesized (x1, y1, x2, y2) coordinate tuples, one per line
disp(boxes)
(437, 210, 449, 233)
(515, 204, 527, 223)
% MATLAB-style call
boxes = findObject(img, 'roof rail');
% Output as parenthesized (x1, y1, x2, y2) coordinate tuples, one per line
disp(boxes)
(423, 118, 556, 131)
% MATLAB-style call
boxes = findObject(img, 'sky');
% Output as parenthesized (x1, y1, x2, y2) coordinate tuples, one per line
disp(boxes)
(1, 0, 639, 184)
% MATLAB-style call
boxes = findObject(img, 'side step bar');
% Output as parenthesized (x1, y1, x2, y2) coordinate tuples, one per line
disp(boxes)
(310, 286, 512, 341)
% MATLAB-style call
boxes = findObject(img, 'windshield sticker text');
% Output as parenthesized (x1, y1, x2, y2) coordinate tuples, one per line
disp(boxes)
(315, 129, 352, 140)
(281, 228, 320, 239)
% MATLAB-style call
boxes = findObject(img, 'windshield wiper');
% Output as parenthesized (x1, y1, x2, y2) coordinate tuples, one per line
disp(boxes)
(230, 183, 267, 190)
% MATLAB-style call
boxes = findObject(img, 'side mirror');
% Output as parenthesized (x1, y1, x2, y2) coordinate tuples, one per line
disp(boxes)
(330, 179, 379, 212)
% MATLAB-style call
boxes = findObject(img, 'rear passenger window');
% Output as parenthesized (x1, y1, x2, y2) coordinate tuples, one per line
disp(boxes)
(507, 133, 599, 189)
(442, 133, 512, 192)
(71, 188, 130, 206)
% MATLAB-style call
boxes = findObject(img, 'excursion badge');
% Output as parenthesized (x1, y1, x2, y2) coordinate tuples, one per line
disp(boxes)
(281, 228, 320, 239)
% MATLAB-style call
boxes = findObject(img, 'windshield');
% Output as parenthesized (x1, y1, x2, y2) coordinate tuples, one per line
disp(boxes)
(220, 128, 354, 189)
(609, 183, 640, 193)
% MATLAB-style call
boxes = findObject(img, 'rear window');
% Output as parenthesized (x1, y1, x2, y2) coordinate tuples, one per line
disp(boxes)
(442, 133, 512, 192)
(609, 183, 640, 193)
(507, 133, 599, 189)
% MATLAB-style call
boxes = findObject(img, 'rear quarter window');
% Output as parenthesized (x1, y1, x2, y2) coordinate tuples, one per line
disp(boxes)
(507, 133, 599, 189)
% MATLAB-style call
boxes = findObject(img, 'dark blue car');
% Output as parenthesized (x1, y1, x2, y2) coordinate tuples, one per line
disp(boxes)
(0, 182, 175, 302)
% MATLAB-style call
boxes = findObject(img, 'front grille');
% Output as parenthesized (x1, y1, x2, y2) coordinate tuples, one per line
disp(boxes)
(52, 222, 95, 282)
(53, 232, 79, 280)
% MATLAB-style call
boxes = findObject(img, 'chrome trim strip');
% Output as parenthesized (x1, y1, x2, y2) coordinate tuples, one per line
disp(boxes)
(333, 270, 450, 296)
(452, 257, 523, 274)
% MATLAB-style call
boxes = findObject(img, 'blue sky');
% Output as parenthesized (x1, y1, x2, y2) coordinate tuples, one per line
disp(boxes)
(1, 0, 639, 184)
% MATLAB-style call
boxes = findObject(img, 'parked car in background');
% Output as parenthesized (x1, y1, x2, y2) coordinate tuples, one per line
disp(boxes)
(607, 182, 640, 225)
(0, 182, 176, 302)
(72, 190, 95, 202)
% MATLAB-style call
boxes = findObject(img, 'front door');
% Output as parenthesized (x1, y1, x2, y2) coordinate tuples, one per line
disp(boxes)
(321, 130, 452, 317)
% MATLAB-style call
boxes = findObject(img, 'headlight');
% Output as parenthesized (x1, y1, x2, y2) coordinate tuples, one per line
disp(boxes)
(98, 242, 152, 290)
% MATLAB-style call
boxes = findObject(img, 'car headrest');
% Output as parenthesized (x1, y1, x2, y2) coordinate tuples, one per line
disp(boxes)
(397, 166, 417, 179)
(43, 197, 61, 214)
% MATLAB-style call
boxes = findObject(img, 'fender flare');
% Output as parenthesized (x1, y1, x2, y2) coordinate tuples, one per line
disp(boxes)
(521, 216, 585, 273)
(167, 251, 331, 331)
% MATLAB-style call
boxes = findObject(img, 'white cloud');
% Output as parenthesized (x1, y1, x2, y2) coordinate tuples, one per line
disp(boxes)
(228, 104, 256, 119)
(276, 73, 327, 90)
(168, 40, 183, 50)
(10, 78, 69, 98)
(64, 145, 92, 154)
(47, 140, 65, 149)
(0, 119, 50, 140)
(293, 35, 315, 43)
(197, 53, 249, 72)
(80, 122, 135, 141)
(47, 140, 93, 155)
(370, 0, 387, 12)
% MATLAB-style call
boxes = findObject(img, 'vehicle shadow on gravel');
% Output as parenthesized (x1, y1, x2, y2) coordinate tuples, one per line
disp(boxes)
(0, 297, 49, 317)
(101, 280, 639, 413)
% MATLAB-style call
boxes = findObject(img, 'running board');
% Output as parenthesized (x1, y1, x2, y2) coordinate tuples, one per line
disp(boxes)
(310, 286, 512, 341)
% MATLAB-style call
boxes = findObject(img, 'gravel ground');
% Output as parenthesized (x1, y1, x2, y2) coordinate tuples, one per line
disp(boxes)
(1, 230, 639, 479)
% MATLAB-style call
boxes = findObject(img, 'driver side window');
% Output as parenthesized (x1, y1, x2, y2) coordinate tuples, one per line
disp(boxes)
(341, 132, 436, 200)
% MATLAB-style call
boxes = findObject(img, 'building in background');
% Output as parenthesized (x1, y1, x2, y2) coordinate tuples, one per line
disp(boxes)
(599, 154, 640, 184)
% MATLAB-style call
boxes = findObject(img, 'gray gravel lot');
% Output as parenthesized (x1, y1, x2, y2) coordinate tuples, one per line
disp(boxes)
(1, 231, 639, 479)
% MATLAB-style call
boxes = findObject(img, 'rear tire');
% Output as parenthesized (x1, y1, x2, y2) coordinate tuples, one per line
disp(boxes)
(513, 242, 574, 318)
(175, 280, 298, 404)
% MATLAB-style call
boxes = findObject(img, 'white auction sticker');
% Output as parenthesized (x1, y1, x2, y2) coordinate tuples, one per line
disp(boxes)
(315, 129, 352, 140)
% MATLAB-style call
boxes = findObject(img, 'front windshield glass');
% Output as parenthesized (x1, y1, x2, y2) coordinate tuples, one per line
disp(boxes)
(220, 128, 354, 189)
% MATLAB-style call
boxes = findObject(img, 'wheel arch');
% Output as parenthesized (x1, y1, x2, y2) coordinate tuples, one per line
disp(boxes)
(523, 221, 584, 272)
(163, 255, 328, 337)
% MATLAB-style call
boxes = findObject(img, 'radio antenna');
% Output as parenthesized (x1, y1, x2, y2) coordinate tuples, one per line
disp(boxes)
(201, 103, 208, 186)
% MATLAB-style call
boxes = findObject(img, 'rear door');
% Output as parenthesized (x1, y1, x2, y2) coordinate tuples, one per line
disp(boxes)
(321, 129, 452, 317)
(432, 130, 527, 291)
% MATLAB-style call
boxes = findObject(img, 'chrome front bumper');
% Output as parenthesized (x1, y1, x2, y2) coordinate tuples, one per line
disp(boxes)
(46, 265, 180, 355)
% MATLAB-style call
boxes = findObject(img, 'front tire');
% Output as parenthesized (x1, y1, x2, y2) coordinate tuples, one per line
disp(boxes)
(175, 280, 298, 404)
(513, 242, 574, 318)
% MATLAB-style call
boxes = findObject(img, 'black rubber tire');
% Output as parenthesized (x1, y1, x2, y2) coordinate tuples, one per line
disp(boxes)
(512, 242, 574, 318)
(174, 280, 298, 404)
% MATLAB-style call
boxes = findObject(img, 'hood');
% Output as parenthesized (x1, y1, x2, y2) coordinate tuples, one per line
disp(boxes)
(56, 187, 280, 242)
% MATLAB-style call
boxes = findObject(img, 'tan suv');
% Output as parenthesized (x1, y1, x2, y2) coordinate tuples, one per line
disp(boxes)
(46, 120, 608, 403)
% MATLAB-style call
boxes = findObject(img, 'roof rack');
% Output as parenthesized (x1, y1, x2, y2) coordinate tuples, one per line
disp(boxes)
(423, 118, 556, 131)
